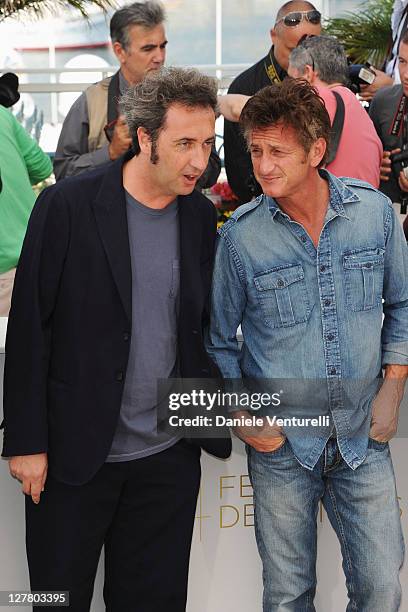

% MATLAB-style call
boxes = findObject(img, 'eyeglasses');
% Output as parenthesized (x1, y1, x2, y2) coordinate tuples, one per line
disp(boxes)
(276, 10, 321, 27)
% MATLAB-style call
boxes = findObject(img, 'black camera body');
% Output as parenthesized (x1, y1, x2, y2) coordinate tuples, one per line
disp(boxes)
(390, 148, 408, 179)
(0, 72, 20, 108)
(348, 63, 376, 94)
(389, 148, 408, 214)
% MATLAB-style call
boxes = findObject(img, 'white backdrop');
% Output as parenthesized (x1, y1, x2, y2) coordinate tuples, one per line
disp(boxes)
(0, 316, 407, 611)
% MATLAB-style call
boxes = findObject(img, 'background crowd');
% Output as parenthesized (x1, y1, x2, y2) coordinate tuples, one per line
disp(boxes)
(1, 0, 408, 314)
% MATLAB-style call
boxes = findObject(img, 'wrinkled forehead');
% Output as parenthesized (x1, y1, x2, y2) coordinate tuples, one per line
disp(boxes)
(249, 122, 300, 144)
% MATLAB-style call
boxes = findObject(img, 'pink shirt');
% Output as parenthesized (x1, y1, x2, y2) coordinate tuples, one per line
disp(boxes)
(316, 85, 383, 188)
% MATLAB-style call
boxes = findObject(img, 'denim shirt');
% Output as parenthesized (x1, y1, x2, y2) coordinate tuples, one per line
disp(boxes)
(206, 171, 408, 470)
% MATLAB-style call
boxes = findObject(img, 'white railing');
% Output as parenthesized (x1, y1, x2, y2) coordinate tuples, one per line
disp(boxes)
(10, 64, 251, 93)
(8, 64, 243, 151)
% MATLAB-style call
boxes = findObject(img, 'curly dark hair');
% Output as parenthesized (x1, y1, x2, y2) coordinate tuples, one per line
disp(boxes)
(239, 78, 331, 167)
(120, 66, 218, 163)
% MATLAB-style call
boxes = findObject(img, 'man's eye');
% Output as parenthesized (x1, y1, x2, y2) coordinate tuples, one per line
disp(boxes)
(178, 141, 191, 149)
(251, 149, 262, 156)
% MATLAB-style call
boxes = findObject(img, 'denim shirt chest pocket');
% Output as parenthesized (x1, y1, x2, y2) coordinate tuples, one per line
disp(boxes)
(343, 247, 385, 312)
(253, 263, 311, 328)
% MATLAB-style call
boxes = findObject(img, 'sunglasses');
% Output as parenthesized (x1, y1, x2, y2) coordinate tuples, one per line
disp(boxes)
(276, 10, 321, 27)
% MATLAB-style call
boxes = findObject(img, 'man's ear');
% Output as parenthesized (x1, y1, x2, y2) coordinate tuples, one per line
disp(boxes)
(310, 137, 327, 168)
(304, 64, 316, 84)
(270, 27, 277, 46)
(137, 127, 152, 156)
(112, 41, 126, 65)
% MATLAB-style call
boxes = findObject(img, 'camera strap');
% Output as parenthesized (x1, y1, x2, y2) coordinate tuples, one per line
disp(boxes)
(391, 94, 408, 213)
(264, 48, 286, 84)
(390, 94, 407, 137)
(326, 90, 345, 165)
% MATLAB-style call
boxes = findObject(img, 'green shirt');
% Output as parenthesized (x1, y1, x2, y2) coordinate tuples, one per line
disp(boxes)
(0, 106, 52, 274)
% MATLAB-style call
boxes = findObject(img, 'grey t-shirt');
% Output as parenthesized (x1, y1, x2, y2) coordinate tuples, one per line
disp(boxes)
(106, 191, 180, 462)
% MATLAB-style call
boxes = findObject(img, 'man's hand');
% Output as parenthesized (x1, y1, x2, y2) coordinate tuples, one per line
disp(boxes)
(108, 115, 132, 160)
(232, 410, 286, 452)
(8, 453, 48, 504)
(380, 149, 400, 182)
(369, 365, 408, 442)
(398, 169, 408, 192)
(359, 68, 394, 102)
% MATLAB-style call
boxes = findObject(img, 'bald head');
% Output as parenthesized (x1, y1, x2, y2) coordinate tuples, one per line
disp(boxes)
(275, 0, 316, 24)
(271, 1, 322, 72)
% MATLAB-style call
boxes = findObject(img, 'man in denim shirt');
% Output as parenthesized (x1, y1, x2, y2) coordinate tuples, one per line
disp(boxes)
(207, 79, 408, 611)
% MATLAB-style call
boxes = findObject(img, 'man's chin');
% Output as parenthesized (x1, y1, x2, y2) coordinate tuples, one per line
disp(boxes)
(180, 184, 197, 195)
(259, 179, 284, 198)
(146, 66, 163, 74)
(144, 68, 162, 80)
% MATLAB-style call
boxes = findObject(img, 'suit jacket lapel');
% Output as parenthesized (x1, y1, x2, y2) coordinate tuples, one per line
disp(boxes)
(92, 157, 132, 323)
(179, 192, 202, 306)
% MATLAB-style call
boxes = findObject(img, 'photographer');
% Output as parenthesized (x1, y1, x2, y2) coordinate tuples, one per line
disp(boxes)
(288, 35, 382, 187)
(357, 0, 406, 102)
(370, 30, 408, 236)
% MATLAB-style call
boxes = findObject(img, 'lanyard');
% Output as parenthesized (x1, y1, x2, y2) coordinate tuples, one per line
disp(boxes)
(264, 50, 284, 84)
(390, 94, 407, 137)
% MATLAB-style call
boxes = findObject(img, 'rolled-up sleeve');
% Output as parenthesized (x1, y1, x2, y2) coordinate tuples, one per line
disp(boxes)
(382, 202, 408, 365)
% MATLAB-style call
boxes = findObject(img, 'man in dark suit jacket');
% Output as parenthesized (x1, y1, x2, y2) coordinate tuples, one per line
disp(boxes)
(2, 67, 230, 612)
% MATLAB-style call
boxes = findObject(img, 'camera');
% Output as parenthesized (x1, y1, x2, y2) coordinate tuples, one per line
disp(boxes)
(390, 148, 408, 179)
(390, 148, 408, 214)
(0, 72, 20, 108)
(348, 63, 376, 94)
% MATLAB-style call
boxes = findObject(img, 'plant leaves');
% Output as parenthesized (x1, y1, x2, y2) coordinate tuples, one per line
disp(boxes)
(0, 0, 116, 22)
(324, 0, 393, 67)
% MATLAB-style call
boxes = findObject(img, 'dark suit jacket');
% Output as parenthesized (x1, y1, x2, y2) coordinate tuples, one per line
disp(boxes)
(1, 153, 231, 485)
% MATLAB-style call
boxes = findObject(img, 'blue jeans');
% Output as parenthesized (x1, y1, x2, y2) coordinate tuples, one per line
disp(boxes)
(247, 438, 405, 612)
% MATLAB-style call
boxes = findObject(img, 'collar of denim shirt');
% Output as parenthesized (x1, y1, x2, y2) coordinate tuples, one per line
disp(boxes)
(265, 169, 360, 221)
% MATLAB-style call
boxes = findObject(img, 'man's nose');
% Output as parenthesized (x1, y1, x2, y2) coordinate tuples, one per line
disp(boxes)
(190, 146, 209, 172)
(258, 154, 276, 175)
(153, 48, 166, 65)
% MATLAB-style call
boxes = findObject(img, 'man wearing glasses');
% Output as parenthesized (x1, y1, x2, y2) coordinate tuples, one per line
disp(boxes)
(223, 1, 321, 204)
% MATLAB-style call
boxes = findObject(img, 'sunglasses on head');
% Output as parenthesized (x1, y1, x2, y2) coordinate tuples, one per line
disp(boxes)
(276, 10, 321, 27)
